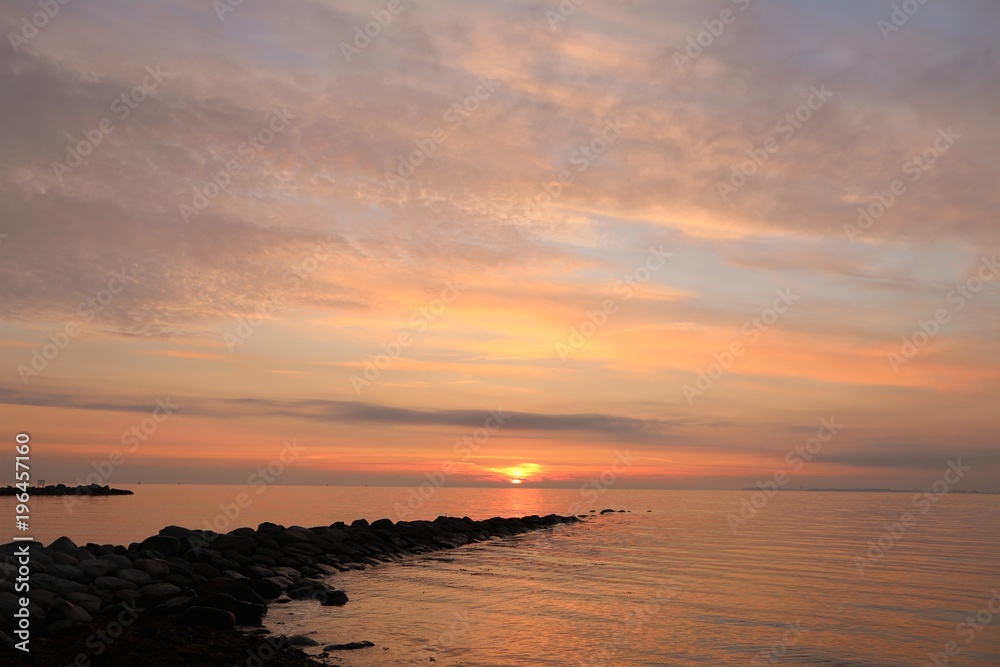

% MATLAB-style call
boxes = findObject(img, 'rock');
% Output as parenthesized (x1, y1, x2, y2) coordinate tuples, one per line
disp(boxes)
(140, 582, 183, 599)
(200, 593, 266, 625)
(133, 558, 172, 578)
(189, 562, 221, 579)
(324, 641, 375, 650)
(139, 534, 182, 557)
(47, 551, 81, 566)
(206, 553, 241, 571)
(158, 525, 195, 540)
(115, 589, 143, 604)
(41, 619, 79, 637)
(210, 534, 256, 555)
(244, 565, 275, 578)
(98, 601, 139, 619)
(271, 566, 301, 581)
(77, 559, 118, 578)
(31, 573, 88, 596)
(321, 590, 349, 606)
(65, 591, 103, 615)
(278, 527, 317, 545)
(117, 568, 152, 586)
(28, 588, 62, 611)
(28, 550, 53, 566)
(47, 563, 85, 581)
(152, 595, 195, 614)
(286, 634, 319, 646)
(94, 575, 137, 591)
(227, 582, 266, 606)
(177, 605, 236, 629)
(162, 573, 191, 589)
(85, 543, 114, 557)
(99, 554, 133, 570)
(263, 575, 294, 591)
(48, 536, 80, 554)
(254, 546, 284, 561)
(0, 591, 44, 619)
(286, 580, 330, 600)
(243, 578, 282, 600)
(53, 599, 93, 624)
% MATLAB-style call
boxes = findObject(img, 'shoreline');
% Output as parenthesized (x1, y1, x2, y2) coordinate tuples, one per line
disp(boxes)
(0, 513, 582, 665)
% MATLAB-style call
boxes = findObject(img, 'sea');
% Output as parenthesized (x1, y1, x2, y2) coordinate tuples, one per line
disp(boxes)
(3, 485, 998, 666)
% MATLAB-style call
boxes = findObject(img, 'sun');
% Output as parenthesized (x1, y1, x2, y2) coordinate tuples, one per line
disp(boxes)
(493, 463, 541, 485)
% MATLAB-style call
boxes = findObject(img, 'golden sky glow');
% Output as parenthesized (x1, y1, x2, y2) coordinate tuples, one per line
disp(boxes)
(0, 1, 998, 490)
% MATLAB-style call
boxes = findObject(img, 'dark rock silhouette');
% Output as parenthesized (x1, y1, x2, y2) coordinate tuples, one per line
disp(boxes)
(0, 483, 133, 497)
(0, 513, 582, 665)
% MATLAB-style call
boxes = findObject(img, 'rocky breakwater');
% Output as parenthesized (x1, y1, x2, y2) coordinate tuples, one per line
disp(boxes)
(0, 483, 134, 497)
(0, 513, 579, 665)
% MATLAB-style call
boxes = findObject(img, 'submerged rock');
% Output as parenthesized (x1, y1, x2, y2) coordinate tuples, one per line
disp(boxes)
(324, 640, 375, 650)
(286, 634, 319, 646)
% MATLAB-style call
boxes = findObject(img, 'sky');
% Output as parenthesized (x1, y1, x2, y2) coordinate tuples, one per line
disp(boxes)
(0, 0, 997, 491)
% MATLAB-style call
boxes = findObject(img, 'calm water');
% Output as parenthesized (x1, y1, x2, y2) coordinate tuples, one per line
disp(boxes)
(3, 486, 998, 665)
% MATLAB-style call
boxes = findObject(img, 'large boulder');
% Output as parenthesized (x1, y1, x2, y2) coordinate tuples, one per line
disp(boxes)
(138, 535, 182, 557)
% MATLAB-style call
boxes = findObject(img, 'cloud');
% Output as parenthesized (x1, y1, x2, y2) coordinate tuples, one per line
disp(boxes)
(0, 385, 710, 436)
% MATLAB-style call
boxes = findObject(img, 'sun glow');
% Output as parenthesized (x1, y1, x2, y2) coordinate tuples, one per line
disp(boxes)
(493, 463, 542, 484)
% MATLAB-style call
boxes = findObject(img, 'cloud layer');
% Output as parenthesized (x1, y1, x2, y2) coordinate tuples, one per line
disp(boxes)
(1, 0, 998, 489)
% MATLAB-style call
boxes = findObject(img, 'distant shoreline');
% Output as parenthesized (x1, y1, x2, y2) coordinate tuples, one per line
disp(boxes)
(739, 487, 985, 493)
(0, 484, 134, 497)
